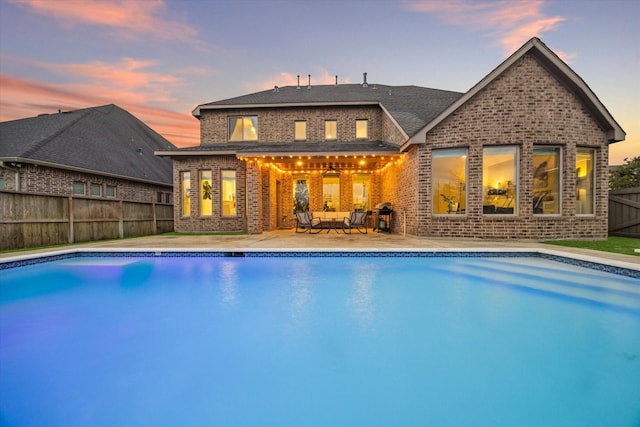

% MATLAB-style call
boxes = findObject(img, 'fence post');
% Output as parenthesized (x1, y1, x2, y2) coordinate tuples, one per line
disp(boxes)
(68, 196, 74, 244)
(152, 202, 157, 234)
(118, 200, 124, 239)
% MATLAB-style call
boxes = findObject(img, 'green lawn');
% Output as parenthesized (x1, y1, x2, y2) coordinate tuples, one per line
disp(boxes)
(544, 236, 640, 256)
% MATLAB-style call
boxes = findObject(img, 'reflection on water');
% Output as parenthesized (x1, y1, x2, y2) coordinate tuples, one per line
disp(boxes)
(348, 263, 378, 334)
(288, 260, 314, 326)
(219, 260, 239, 306)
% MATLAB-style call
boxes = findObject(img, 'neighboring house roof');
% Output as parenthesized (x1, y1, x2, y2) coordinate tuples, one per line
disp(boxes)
(404, 37, 626, 149)
(0, 104, 175, 186)
(193, 84, 464, 138)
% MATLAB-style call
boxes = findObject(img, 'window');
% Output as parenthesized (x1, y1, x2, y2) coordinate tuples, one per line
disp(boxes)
(325, 120, 337, 140)
(293, 174, 309, 213)
(165, 193, 172, 204)
(576, 148, 595, 215)
(294, 121, 307, 141)
(356, 119, 368, 139)
(200, 170, 212, 216)
(322, 173, 340, 211)
(229, 116, 258, 141)
(352, 174, 370, 212)
(181, 171, 191, 216)
(222, 170, 236, 216)
(157, 192, 163, 203)
(433, 148, 467, 214)
(483, 146, 518, 215)
(90, 183, 102, 197)
(533, 147, 561, 215)
(73, 181, 86, 195)
(0, 176, 5, 190)
(105, 185, 116, 198)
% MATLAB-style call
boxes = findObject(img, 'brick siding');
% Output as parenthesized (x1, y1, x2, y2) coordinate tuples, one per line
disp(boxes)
(175, 52, 611, 239)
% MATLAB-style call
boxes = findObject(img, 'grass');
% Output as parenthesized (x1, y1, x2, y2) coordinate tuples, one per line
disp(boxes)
(544, 236, 640, 256)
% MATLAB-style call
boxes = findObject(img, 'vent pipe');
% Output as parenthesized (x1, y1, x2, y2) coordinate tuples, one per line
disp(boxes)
(297, 75, 300, 89)
(362, 72, 368, 87)
(335, 75, 338, 86)
(308, 74, 311, 89)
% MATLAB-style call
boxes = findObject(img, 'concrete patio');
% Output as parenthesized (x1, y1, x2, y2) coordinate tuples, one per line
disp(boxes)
(2, 230, 638, 271)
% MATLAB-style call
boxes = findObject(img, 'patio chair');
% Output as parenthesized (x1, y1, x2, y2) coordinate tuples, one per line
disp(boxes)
(295, 212, 322, 233)
(342, 211, 368, 234)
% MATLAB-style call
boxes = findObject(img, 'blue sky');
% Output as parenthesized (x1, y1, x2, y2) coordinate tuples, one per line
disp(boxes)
(0, 0, 638, 164)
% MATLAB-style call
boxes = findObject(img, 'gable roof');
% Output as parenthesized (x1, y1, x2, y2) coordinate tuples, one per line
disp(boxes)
(0, 104, 175, 186)
(193, 84, 464, 138)
(403, 37, 626, 150)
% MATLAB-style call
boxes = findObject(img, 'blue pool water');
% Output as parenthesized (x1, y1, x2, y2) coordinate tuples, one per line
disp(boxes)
(1, 254, 639, 426)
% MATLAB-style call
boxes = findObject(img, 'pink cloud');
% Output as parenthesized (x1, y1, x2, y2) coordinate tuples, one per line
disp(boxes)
(0, 74, 199, 147)
(8, 0, 201, 44)
(404, 0, 571, 59)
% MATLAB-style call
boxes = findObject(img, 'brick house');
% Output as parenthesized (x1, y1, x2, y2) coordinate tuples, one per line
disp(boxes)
(157, 38, 625, 239)
(0, 104, 175, 203)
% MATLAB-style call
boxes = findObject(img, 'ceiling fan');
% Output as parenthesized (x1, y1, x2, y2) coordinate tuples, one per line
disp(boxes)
(322, 162, 341, 176)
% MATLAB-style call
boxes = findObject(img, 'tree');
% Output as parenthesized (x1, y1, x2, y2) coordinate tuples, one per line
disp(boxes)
(610, 156, 640, 189)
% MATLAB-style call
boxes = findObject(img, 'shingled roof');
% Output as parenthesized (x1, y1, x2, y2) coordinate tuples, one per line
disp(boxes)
(193, 83, 464, 138)
(0, 104, 175, 185)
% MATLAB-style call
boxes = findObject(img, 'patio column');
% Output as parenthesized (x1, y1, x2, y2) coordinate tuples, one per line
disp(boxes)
(245, 160, 263, 234)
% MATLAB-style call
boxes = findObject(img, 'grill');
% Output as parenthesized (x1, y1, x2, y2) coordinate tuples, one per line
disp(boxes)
(374, 202, 393, 232)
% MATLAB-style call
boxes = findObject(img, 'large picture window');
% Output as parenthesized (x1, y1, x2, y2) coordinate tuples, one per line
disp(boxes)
(200, 170, 212, 216)
(432, 148, 467, 214)
(483, 146, 518, 215)
(221, 170, 236, 216)
(533, 147, 561, 215)
(293, 174, 309, 213)
(352, 174, 370, 212)
(229, 116, 258, 141)
(181, 171, 191, 216)
(576, 148, 595, 215)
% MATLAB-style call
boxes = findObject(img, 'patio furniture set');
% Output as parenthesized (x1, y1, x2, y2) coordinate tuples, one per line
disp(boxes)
(295, 211, 369, 234)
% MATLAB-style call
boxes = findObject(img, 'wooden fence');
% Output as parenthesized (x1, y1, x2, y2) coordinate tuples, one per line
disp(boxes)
(608, 187, 640, 238)
(0, 191, 174, 251)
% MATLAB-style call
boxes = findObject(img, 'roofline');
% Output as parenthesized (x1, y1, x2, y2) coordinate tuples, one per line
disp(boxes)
(402, 37, 626, 151)
(378, 103, 410, 141)
(192, 100, 380, 118)
(0, 157, 173, 188)
(156, 148, 400, 158)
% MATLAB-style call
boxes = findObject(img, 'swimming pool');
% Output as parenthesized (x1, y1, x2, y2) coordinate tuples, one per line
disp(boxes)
(1, 252, 639, 426)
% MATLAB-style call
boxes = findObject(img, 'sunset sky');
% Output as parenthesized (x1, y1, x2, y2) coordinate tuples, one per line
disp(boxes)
(1, 0, 637, 165)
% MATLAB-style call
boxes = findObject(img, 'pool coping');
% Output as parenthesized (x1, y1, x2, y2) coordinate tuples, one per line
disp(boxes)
(1, 247, 639, 278)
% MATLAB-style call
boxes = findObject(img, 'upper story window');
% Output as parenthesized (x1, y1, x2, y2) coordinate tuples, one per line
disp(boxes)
(229, 116, 258, 141)
(356, 119, 368, 139)
(325, 120, 337, 140)
(294, 121, 307, 141)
